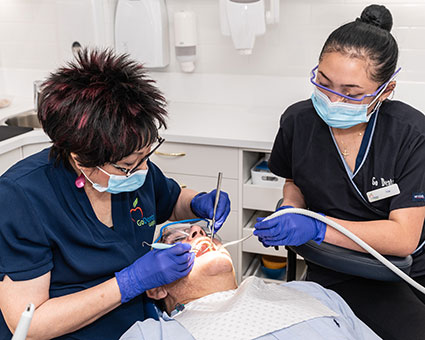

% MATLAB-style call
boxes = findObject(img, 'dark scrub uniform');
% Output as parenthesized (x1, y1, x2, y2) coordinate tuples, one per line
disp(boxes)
(269, 99, 425, 340)
(0, 148, 181, 340)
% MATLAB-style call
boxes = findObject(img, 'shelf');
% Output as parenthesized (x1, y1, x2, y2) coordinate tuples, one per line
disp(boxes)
(242, 256, 286, 284)
(242, 255, 306, 283)
(243, 179, 284, 212)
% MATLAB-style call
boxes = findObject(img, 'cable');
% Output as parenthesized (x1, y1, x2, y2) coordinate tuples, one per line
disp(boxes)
(263, 208, 425, 295)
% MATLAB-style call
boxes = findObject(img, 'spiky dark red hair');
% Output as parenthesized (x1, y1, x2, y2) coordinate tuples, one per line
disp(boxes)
(38, 48, 168, 169)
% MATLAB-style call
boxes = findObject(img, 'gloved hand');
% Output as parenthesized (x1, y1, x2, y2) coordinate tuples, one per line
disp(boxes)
(254, 206, 327, 247)
(190, 189, 231, 232)
(115, 243, 195, 303)
(258, 205, 293, 248)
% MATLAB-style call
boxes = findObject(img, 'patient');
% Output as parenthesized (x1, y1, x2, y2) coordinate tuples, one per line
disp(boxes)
(120, 220, 380, 340)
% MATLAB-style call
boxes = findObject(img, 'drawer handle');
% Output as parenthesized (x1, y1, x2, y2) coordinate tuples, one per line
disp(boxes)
(154, 151, 186, 157)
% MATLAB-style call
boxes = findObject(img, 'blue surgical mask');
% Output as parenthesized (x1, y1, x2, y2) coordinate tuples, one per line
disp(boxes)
(80, 166, 148, 194)
(311, 87, 382, 129)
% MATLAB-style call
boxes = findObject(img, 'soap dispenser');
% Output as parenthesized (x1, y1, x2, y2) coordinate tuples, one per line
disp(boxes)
(174, 10, 197, 73)
(115, 0, 170, 68)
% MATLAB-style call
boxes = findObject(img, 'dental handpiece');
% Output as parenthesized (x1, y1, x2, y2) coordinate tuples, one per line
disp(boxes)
(11, 303, 35, 340)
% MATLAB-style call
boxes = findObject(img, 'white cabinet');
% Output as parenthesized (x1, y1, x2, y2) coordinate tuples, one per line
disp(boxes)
(239, 149, 305, 283)
(22, 142, 51, 158)
(150, 141, 241, 268)
(152, 142, 239, 179)
(0, 140, 51, 175)
(0, 148, 21, 174)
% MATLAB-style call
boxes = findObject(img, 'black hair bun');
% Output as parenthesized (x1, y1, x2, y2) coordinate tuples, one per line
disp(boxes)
(359, 4, 393, 32)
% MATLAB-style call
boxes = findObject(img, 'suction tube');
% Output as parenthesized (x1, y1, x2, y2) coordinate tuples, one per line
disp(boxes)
(263, 208, 425, 295)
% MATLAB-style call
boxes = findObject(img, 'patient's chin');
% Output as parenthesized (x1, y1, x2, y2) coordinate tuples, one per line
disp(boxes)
(195, 250, 234, 277)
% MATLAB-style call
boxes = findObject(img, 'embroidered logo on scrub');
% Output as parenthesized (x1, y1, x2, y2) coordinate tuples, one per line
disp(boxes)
(413, 193, 425, 202)
(130, 197, 156, 227)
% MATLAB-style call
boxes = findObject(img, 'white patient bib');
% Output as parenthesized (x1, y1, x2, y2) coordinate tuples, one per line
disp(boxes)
(173, 276, 337, 340)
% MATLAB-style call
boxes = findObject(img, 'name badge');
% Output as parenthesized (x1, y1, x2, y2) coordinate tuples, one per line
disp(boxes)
(367, 183, 400, 203)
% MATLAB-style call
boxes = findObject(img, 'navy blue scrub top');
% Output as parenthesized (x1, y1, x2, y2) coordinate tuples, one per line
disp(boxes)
(0, 148, 181, 339)
(269, 99, 425, 284)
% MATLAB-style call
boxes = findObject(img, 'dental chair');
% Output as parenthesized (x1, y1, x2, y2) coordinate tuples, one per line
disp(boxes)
(273, 200, 413, 282)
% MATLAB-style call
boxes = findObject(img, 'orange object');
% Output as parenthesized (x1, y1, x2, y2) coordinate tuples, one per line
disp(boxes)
(262, 255, 287, 270)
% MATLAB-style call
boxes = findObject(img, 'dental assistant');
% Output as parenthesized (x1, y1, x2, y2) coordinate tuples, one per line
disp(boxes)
(0, 49, 231, 340)
(254, 5, 425, 340)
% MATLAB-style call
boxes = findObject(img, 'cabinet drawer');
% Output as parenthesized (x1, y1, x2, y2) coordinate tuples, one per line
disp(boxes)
(243, 181, 283, 212)
(165, 172, 238, 209)
(151, 142, 238, 179)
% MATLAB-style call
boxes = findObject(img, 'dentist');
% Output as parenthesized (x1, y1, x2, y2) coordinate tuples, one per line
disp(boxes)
(254, 4, 425, 340)
(0, 49, 230, 340)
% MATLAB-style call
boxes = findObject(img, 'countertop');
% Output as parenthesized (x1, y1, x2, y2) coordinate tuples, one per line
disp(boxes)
(0, 72, 312, 153)
(0, 101, 283, 154)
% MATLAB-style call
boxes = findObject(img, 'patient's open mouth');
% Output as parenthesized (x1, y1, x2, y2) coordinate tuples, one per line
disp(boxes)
(192, 238, 217, 257)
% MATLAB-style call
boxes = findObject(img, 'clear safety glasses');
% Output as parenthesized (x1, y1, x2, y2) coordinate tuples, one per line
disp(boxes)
(154, 218, 220, 245)
(111, 137, 165, 177)
(310, 65, 401, 103)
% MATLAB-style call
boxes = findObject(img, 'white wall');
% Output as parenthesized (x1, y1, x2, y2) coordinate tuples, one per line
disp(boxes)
(0, 0, 424, 83)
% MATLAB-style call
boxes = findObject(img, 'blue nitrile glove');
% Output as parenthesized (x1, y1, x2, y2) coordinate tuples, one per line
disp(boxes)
(115, 243, 195, 303)
(257, 205, 293, 248)
(253, 206, 327, 247)
(190, 189, 231, 232)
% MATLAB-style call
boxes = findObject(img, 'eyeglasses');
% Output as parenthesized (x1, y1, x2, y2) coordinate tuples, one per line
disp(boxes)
(310, 65, 401, 102)
(112, 137, 165, 177)
(154, 219, 220, 245)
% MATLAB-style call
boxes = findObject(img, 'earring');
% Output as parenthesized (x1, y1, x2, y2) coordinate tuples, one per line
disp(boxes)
(75, 174, 86, 188)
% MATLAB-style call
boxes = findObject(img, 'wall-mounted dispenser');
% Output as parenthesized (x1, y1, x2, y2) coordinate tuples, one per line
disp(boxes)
(174, 10, 197, 73)
(55, 0, 108, 63)
(115, 0, 169, 68)
(219, 0, 280, 55)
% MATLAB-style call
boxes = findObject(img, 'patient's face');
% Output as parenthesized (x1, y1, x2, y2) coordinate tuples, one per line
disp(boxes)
(184, 225, 233, 277)
(162, 223, 234, 277)
(150, 223, 237, 310)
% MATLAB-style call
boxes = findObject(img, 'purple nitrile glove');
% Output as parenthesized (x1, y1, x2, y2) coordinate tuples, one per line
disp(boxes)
(115, 243, 195, 303)
(254, 205, 326, 247)
(190, 189, 231, 232)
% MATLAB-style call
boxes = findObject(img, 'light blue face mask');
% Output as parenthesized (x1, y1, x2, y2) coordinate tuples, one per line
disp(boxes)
(81, 166, 148, 194)
(311, 87, 383, 129)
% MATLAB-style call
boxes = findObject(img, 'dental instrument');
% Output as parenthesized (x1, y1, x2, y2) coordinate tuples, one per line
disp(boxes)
(142, 241, 176, 250)
(210, 172, 223, 242)
(11, 303, 34, 340)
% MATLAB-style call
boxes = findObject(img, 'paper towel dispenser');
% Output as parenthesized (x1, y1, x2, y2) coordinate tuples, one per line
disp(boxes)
(55, 0, 108, 63)
(115, 0, 170, 68)
(219, 0, 280, 55)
